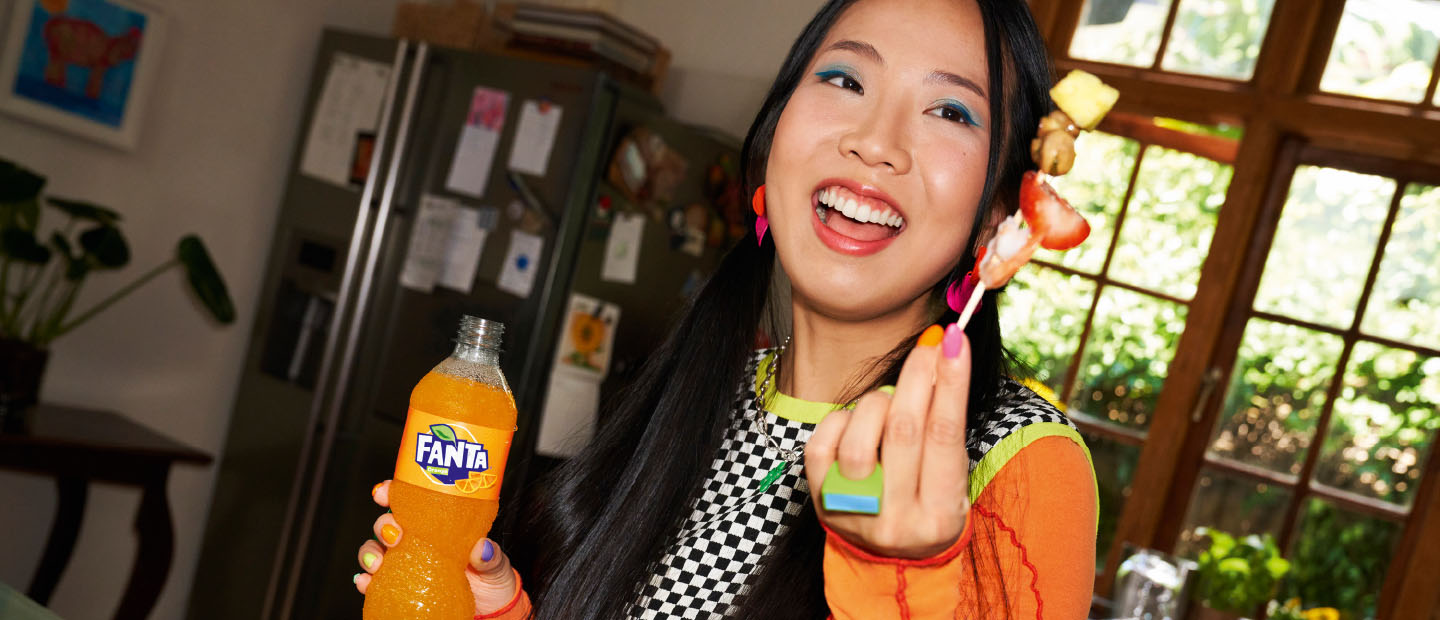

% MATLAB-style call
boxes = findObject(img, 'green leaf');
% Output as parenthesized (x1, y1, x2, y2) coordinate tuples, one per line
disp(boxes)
(1265, 556, 1291, 579)
(0, 159, 45, 203)
(79, 225, 130, 269)
(429, 424, 456, 442)
(176, 235, 235, 324)
(1218, 557, 1251, 575)
(1, 229, 52, 264)
(48, 197, 121, 225)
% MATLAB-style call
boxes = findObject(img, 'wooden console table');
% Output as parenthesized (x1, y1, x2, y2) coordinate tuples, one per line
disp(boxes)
(0, 404, 212, 620)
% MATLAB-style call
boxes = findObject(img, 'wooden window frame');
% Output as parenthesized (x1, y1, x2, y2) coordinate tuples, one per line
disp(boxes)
(1028, 1, 1440, 616)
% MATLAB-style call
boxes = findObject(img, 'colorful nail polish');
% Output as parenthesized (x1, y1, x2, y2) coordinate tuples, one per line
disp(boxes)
(371, 482, 383, 497)
(481, 539, 495, 562)
(353, 572, 363, 584)
(918, 324, 944, 347)
(380, 524, 400, 546)
(362, 552, 378, 569)
(943, 323, 964, 359)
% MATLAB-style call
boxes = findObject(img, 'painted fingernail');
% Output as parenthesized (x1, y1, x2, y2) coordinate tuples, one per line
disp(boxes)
(371, 482, 383, 497)
(380, 524, 400, 546)
(353, 572, 363, 584)
(942, 324, 963, 359)
(481, 539, 495, 562)
(362, 552, 378, 569)
(918, 324, 944, 347)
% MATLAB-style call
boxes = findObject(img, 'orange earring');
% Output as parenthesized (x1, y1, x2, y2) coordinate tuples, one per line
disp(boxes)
(753, 185, 768, 246)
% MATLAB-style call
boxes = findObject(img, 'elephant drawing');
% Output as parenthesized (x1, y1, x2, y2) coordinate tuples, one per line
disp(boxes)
(42, 16, 142, 100)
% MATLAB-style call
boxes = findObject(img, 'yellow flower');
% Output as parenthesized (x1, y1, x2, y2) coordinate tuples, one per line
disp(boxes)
(570, 312, 605, 355)
(1302, 608, 1340, 620)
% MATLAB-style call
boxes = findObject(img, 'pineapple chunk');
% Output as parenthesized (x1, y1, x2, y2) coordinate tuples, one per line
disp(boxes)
(1049, 70, 1119, 130)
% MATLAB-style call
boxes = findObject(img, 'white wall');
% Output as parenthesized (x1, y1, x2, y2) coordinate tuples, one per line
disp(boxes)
(614, 0, 827, 138)
(0, 1, 824, 618)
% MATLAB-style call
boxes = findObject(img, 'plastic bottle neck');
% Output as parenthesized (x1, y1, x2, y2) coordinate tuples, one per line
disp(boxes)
(451, 341, 500, 366)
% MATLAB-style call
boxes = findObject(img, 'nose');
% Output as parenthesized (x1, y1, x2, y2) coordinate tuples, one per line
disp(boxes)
(837, 99, 912, 175)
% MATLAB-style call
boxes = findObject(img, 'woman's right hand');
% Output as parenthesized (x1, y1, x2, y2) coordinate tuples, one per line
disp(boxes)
(354, 480, 521, 615)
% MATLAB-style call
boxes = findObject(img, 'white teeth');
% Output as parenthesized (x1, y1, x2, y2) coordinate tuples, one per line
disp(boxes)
(815, 186, 906, 228)
(856, 204, 872, 222)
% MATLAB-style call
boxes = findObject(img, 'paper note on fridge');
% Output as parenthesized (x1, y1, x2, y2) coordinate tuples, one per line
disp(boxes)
(399, 195, 459, 292)
(508, 100, 563, 176)
(498, 229, 545, 298)
(300, 53, 391, 188)
(437, 207, 489, 293)
(445, 87, 510, 198)
(601, 212, 645, 284)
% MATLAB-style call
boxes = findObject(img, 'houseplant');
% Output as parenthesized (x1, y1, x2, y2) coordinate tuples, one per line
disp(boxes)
(0, 157, 234, 425)
(1189, 527, 1292, 619)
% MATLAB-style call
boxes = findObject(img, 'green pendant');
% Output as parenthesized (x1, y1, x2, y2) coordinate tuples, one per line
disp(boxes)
(757, 461, 789, 493)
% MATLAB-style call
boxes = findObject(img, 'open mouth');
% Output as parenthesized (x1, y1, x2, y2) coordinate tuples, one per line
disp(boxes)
(814, 185, 906, 241)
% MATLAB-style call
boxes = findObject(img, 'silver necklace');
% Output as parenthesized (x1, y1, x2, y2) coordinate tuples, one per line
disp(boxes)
(753, 337, 802, 493)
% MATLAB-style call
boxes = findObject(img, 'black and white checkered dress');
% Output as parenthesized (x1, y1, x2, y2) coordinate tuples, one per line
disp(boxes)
(624, 350, 1072, 619)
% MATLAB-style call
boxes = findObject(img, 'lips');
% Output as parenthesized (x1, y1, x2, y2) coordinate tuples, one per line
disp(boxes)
(809, 178, 906, 256)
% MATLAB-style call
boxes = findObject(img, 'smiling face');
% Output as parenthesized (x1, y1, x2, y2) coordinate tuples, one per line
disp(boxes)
(766, 0, 992, 323)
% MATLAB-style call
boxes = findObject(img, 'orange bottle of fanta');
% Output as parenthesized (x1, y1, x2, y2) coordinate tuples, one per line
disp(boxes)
(364, 316, 517, 620)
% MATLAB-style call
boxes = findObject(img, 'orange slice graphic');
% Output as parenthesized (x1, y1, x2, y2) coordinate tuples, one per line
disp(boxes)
(454, 477, 482, 494)
(469, 472, 499, 489)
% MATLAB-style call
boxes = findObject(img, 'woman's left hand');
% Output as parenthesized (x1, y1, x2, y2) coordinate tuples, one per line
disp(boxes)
(804, 324, 971, 560)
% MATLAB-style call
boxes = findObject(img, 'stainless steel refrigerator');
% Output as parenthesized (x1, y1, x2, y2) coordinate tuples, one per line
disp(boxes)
(188, 29, 738, 620)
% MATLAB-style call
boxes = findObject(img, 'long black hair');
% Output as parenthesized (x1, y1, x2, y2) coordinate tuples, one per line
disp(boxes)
(506, 1, 1055, 617)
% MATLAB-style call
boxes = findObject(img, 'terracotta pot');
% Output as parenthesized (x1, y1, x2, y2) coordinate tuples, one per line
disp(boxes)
(0, 338, 49, 432)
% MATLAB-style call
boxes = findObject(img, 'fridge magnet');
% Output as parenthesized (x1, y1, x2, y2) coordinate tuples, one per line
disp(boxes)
(445, 85, 510, 198)
(606, 131, 648, 201)
(666, 204, 707, 257)
(0, 0, 168, 150)
(348, 130, 376, 187)
(300, 51, 391, 187)
(497, 228, 544, 298)
(506, 98, 563, 177)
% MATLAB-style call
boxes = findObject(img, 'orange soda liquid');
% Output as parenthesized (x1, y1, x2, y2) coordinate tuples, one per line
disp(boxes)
(364, 330, 517, 620)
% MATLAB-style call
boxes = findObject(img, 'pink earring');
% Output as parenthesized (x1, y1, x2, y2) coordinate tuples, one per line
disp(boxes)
(946, 247, 986, 313)
(752, 185, 768, 246)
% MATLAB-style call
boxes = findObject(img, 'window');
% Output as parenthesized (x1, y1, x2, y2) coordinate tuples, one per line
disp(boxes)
(1001, 119, 1237, 572)
(1024, 0, 1440, 617)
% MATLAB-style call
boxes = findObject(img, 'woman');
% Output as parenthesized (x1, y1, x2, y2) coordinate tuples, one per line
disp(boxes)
(357, 0, 1097, 617)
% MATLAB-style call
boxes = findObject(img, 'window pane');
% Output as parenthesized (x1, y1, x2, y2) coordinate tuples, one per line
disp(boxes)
(1281, 499, 1402, 619)
(1000, 267, 1097, 395)
(1361, 183, 1440, 350)
(1208, 320, 1344, 475)
(1175, 466, 1291, 558)
(1161, 0, 1277, 80)
(1108, 146, 1231, 300)
(1253, 166, 1395, 328)
(1086, 432, 1141, 573)
(1070, 0, 1175, 67)
(1319, 0, 1440, 103)
(1042, 132, 1141, 275)
(1316, 342, 1440, 506)
(1069, 287, 1189, 430)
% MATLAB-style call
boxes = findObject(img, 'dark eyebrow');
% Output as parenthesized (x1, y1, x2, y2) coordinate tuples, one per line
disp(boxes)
(823, 39, 987, 100)
(824, 39, 884, 65)
(927, 70, 987, 100)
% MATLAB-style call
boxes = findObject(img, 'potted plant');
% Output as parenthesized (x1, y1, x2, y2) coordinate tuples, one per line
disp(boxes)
(1267, 598, 1340, 620)
(0, 157, 234, 428)
(1188, 527, 1292, 620)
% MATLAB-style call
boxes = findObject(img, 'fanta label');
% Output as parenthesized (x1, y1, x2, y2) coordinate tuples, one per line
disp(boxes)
(394, 408, 512, 500)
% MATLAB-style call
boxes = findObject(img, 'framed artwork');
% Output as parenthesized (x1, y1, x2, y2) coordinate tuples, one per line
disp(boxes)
(0, 0, 167, 150)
